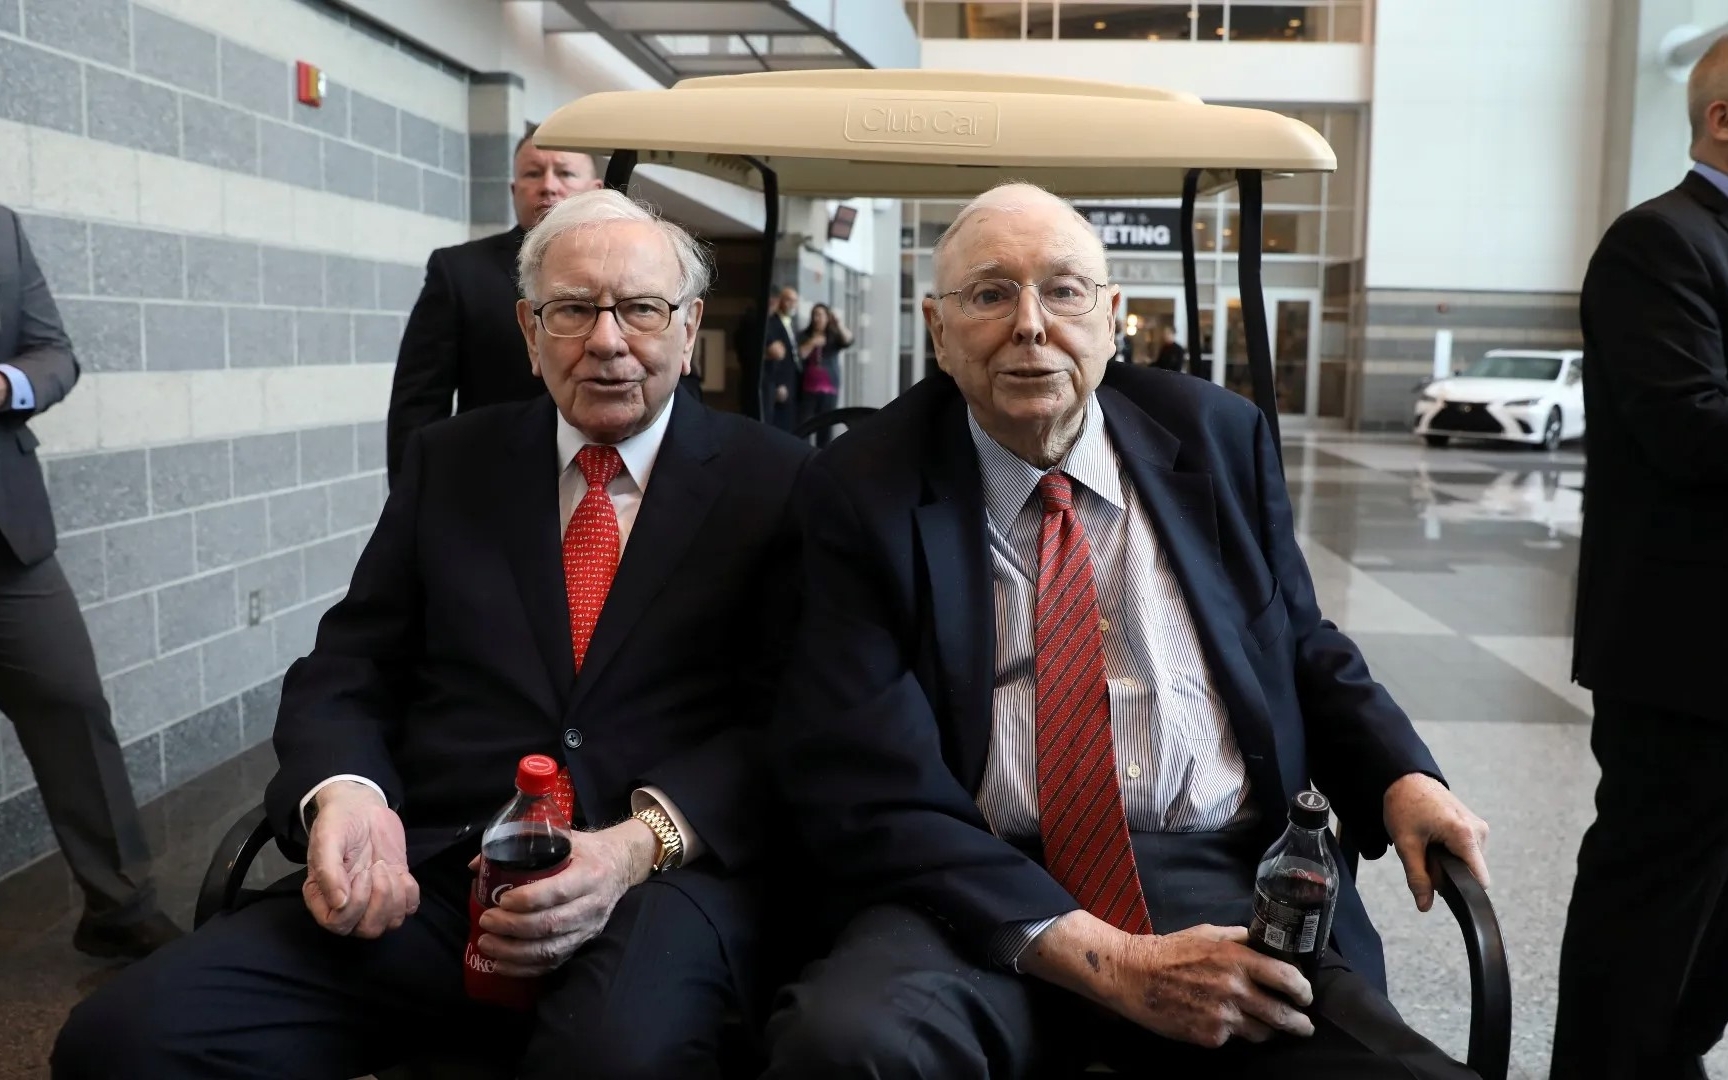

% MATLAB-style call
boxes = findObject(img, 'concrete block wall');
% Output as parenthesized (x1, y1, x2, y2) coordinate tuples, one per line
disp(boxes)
(0, 0, 476, 877)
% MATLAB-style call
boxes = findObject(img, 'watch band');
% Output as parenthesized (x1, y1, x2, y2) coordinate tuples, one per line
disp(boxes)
(633, 806, 684, 872)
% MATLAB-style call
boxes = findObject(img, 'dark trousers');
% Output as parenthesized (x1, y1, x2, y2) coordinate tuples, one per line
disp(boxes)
(0, 547, 153, 923)
(798, 392, 839, 448)
(52, 848, 739, 1079)
(764, 830, 1476, 1080)
(1551, 693, 1728, 1080)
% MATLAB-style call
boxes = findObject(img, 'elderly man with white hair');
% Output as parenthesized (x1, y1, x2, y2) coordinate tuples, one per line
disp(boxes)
(55, 190, 812, 1079)
(765, 182, 1489, 1079)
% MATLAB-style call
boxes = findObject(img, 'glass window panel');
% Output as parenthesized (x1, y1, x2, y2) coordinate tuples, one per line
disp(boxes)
(904, 1, 920, 33)
(1026, 2, 1055, 36)
(1058, 3, 1197, 41)
(1320, 309, 1349, 360)
(1325, 109, 1362, 208)
(1226, 171, 1324, 206)
(916, 201, 965, 247)
(1197, 4, 1225, 41)
(920, 2, 1023, 38)
(1218, 259, 1322, 288)
(1224, 210, 1323, 255)
(1331, 2, 1366, 42)
(1227, 4, 1322, 41)
(1325, 205, 1358, 259)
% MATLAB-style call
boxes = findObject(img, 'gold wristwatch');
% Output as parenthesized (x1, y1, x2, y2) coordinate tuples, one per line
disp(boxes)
(633, 805, 684, 872)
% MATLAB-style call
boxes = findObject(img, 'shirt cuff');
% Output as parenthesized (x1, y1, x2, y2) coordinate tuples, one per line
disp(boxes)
(630, 785, 706, 864)
(0, 364, 35, 411)
(990, 915, 1063, 972)
(300, 775, 388, 832)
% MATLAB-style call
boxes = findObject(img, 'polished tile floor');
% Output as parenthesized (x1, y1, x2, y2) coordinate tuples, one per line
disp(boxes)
(0, 432, 1713, 1079)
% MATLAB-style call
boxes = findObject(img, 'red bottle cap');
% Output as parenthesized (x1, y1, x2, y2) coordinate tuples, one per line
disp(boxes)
(515, 754, 560, 796)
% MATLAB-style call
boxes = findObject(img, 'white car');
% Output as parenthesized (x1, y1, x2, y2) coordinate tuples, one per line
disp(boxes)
(1412, 349, 1585, 451)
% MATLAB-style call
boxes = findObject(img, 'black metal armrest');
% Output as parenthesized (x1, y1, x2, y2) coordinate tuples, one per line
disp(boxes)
(1429, 845, 1511, 1080)
(194, 803, 274, 930)
(791, 406, 878, 441)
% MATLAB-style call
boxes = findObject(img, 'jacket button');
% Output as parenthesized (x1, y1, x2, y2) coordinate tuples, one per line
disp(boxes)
(563, 728, 583, 749)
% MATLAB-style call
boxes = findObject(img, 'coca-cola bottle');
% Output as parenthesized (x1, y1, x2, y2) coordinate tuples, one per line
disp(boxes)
(1247, 790, 1340, 982)
(463, 754, 573, 1009)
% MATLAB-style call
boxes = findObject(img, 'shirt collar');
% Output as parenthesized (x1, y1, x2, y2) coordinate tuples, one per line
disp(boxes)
(555, 391, 676, 492)
(966, 393, 1123, 530)
(1694, 160, 1728, 201)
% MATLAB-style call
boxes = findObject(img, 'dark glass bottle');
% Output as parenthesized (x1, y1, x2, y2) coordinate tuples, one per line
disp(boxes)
(1247, 790, 1340, 981)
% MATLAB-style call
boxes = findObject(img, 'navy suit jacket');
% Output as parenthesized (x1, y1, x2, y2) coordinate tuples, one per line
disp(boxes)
(267, 388, 811, 997)
(775, 364, 1441, 991)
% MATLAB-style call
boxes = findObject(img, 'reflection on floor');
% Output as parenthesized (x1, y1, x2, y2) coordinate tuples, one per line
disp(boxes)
(0, 433, 1713, 1079)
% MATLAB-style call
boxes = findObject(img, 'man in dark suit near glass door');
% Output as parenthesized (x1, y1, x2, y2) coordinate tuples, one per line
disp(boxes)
(1553, 35, 1728, 1080)
(385, 132, 602, 482)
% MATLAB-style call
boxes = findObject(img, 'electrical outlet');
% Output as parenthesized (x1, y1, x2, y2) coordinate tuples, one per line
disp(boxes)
(247, 590, 263, 626)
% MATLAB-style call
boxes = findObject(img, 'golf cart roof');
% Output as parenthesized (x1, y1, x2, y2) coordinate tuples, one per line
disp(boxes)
(533, 69, 1336, 200)
(1482, 349, 1583, 361)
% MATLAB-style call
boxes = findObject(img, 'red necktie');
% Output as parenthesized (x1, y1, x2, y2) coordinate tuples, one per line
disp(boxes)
(550, 444, 623, 828)
(1033, 472, 1154, 935)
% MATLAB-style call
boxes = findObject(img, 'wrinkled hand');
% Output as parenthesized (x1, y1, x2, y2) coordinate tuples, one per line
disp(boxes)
(1024, 914, 1313, 1049)
(474, 819, 656, 978)
(303, 781, 419, 938)
(774, 385, 790, 403)
(767, 340, 787, 361)
(1384, 772, 1490, 912)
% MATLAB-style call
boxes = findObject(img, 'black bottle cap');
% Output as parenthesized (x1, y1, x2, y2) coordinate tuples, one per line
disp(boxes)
(1290, 790, 1330, 830)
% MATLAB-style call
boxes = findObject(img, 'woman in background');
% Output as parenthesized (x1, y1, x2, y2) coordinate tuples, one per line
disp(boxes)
(797, 304, 852, 448)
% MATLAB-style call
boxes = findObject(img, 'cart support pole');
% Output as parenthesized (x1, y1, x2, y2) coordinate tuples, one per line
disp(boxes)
(742, 156, 780, 423)
(603, 150, 638, 192)
(1180, 169, 1202, 378)
(1235, 169, 1283, 467)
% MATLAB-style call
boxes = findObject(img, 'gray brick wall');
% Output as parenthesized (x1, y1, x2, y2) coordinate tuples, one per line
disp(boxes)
(0, 1, 469, 222)
(0, 0, 467, 883)
(0, 421, 386, 875)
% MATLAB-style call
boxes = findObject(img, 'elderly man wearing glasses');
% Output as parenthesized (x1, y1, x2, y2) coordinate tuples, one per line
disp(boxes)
(763, 183, 1489, 1079)
(55, 190, 811, 1080)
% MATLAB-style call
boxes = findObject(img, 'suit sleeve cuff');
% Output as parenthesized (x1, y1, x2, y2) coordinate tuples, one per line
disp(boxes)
(630, 785, 706, 864)
(300, 775, 388, 832)
(990, 915, 1062, 972)
(0, 364, 35, 411)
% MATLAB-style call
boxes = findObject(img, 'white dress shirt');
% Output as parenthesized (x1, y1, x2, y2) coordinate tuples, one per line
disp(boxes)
(302, 395, 704, 861)
(968, 394, 1253, 964)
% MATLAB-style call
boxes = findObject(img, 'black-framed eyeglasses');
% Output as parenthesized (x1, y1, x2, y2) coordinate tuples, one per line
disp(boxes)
(935, 275, 1107, 321)
(532, 296, 681, 338)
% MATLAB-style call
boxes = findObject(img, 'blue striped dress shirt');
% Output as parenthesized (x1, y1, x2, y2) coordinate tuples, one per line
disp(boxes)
(968, 394, 1254, 967)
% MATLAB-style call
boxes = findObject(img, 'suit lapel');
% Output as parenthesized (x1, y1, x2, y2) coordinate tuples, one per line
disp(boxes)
(497, 396, 576, 714)
(913, 394, 997, 792)
(566, 390, 722, 719)
(1098, 387, 1284, 811)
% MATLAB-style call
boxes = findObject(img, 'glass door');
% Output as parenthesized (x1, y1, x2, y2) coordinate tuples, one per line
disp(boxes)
(1216, 288, 1321, 422)
(1115, 286, 1187, 369)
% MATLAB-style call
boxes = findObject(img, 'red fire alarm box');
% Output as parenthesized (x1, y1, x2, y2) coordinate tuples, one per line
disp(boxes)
(296, 61, 325, 107)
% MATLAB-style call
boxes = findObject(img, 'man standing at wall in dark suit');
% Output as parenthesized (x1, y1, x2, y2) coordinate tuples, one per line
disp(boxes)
(1552, 37, 1728, 1080)
(0, 207, 182, 959)
(55, 189, 810, 1080)
(385, 132, 601, 481)
(764, 183, 1488, 1079)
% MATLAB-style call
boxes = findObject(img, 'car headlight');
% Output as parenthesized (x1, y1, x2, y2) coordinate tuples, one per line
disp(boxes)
(1502, 398, 1541, 408)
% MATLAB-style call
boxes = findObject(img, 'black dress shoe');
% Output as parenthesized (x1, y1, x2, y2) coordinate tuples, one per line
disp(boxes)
(72, 912, 185, 960)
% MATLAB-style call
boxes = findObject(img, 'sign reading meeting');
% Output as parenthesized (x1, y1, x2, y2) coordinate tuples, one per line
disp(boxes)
(1076, 205, 1182, 252)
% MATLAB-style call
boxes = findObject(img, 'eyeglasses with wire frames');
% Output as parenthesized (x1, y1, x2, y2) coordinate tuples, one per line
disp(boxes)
(532, 296, 682, 338)
(934, 275, 1108, 321)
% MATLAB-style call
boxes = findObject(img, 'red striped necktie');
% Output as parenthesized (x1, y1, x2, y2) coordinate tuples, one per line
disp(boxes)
(548, 443, 624, 828)
(1033, 471, 1154, 935)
